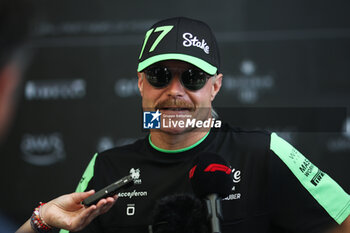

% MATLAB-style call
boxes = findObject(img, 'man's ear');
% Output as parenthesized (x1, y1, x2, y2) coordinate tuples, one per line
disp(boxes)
(210, 73, 223, 101)
(137, 72, 144, 97)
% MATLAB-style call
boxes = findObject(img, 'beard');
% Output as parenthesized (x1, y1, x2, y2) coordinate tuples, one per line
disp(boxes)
(155, 98, 196, 112)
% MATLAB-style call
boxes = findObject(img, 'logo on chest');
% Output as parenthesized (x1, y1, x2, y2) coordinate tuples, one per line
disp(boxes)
(130, 168, 142, 184)
(223, 167, 242, 201)
(117, 168, 147, 199)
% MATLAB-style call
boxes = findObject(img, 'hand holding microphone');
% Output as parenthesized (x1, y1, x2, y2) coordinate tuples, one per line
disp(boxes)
(16, 190, 117, 233)
(82, 170, 140, 206)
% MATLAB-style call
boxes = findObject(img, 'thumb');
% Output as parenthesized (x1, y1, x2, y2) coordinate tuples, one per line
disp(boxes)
(71, 190, 95, 203)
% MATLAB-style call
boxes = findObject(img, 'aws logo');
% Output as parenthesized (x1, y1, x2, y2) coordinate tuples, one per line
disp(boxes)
(21, 133, 66, 166)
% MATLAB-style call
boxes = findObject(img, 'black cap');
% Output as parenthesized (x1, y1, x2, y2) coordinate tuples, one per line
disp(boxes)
(137, 17, 220, 75)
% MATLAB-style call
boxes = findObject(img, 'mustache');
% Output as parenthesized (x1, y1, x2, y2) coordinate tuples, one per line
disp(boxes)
(155, 99, 196, 111)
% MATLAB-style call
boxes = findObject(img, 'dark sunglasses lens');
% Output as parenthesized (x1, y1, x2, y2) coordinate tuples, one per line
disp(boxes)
(181, 69, 208, 90)
(145, 67, 171, 88)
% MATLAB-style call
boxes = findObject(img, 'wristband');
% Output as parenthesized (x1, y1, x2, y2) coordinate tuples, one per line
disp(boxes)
(30, 202, 53, 233)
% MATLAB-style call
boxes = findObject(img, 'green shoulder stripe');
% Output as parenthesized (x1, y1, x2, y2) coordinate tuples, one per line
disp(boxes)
(270, 133, 350, 224)
(59, 153, 98, 233)
(76, 153, 98, 192)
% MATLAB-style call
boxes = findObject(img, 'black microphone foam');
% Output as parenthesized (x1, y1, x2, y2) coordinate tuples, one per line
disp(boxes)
(150, 194, 210, 233)
(189, 152, 233, 198)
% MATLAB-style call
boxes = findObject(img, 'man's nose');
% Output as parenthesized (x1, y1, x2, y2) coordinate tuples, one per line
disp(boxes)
(165, 74, 185, 97)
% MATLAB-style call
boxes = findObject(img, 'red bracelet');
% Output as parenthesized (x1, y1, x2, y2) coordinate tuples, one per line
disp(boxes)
(30, 202, 53, 233)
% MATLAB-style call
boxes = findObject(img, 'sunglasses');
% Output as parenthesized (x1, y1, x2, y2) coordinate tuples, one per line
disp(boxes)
(144, 66, 212, 91)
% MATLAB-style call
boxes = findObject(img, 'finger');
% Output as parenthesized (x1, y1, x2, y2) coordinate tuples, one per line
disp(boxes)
(106, 196, 117, 203)
(97, 197, 118, 215)
(82, 197, 117, 221)
(79, 204, 97, 219)
(90, 200, 112, 217)
(69, 205, 97, 231)
(99, 201, 115, 214)
(95, 198, 108, 208)
(93, 197, 116, 212)
(85, 205, 108, 225)
(71, 190, 96, 203)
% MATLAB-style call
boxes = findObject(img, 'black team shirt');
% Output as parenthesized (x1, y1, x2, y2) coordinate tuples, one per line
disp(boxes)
(64, 124, 350, 233)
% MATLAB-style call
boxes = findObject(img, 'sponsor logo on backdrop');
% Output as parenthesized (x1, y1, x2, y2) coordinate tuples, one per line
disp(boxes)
(35, 20, 155, 37)
(343, 117, 350, 140)
(327, 117, 350, 152)
(21, 133, 66, 166)
(114, 78, 139, 98)
(223, 60, 274, 104)
(25, 79, 86, 100)
(143, 110, 222, 129)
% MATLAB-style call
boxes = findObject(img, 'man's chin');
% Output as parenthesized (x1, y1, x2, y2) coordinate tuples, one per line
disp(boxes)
(155, 126, 195, 135)
(160, 109, 193, 117)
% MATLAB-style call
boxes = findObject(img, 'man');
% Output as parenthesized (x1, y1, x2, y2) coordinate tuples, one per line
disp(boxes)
(68, 17, 350, 233)
(0, 0, 117, 232)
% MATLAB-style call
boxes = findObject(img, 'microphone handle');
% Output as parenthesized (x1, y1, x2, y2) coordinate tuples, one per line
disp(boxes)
(82, 175, 134, 206)
(205, 193, 223, 233)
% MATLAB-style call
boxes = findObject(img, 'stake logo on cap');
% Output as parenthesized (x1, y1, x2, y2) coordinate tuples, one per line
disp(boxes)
(137, 17, 220, 75)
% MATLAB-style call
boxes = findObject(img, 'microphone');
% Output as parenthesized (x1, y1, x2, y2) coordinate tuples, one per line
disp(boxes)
(82, 170, 140, 206)
(189, 152, 233, 233)
(149, 193, 210, 233)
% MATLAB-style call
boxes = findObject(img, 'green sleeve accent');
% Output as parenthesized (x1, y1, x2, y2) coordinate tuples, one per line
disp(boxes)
(270, 133, 350, 224)
(75, 153, 98, 193)
(59, 153, 98, 233)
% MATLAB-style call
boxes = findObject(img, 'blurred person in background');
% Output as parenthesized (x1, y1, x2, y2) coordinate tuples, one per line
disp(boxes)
(0, 0, 117, 232)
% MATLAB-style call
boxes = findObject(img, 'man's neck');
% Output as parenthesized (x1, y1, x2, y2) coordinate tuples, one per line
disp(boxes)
(149, 129, 210, 151)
